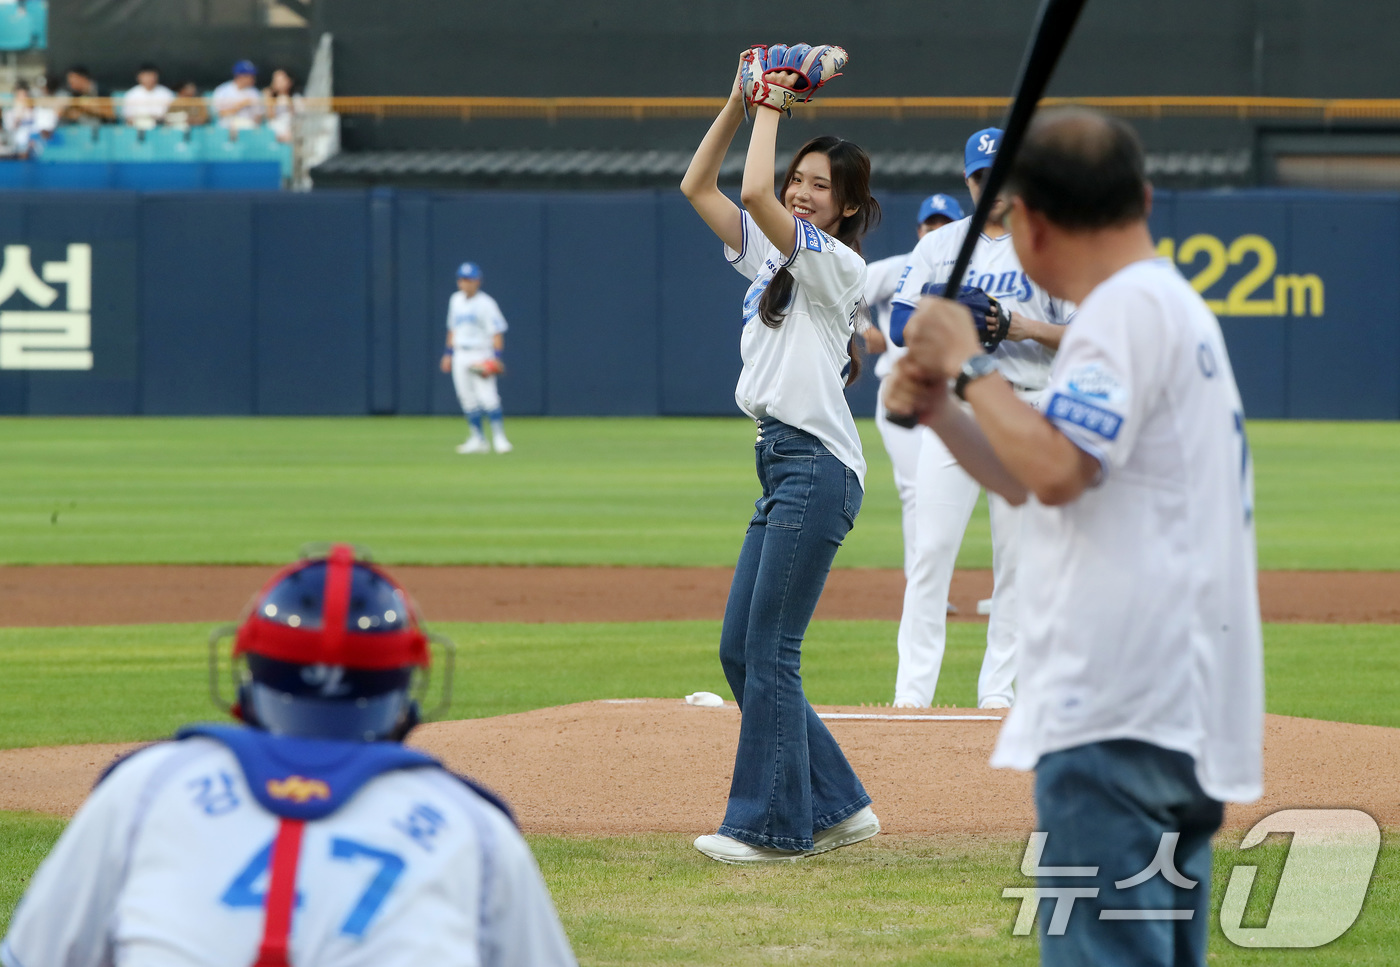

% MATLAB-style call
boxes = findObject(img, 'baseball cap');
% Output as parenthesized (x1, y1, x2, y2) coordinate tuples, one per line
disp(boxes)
(917, 193, 965, 224)
(233, 60, 257, 77)
(964, 127, 1003, 177)
(457, 262, 482, 280)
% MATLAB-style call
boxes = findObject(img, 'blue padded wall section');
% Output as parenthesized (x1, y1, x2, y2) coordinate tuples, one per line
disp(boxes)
(252, 194, 371, 414)
(140, 195, 256, 414)
(1285, 195, 1400, 418)
(427, 193, 548, 415)
(656, 192, 746, 415)
(543, 194, 659, 415)
(0, 187, 1394, 418)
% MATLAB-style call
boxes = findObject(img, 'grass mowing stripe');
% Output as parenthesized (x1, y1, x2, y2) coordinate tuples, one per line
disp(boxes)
(2, 417, 1397, 569)
(0, 622, 1394, 749)
(0, 817, 1394, 965)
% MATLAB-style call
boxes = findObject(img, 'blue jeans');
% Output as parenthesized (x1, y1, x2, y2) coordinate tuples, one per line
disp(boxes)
(717, 419, 871, 851)
(1035, 740, 1224, 967)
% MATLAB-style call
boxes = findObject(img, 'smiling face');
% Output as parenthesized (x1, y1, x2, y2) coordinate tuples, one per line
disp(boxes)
(783, 151, 858, 235)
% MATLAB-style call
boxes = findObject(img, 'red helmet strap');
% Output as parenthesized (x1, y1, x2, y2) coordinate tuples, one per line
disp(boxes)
(320, 543, 355, 663)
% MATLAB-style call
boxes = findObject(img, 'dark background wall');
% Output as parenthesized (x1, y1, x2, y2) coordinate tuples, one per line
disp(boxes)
(49, 1, 1400, 155)
(0, 187, 1394, 420)
(48, 0, 311, 91)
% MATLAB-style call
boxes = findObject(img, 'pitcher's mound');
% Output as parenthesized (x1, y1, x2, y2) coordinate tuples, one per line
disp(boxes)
(3, 700, 1396, 835)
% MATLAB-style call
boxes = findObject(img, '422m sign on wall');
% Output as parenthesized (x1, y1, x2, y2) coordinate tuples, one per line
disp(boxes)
(1155, 234, 1323, 317)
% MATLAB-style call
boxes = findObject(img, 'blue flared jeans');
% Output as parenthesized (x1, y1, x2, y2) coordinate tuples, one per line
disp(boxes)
(717, 419, 872, 851)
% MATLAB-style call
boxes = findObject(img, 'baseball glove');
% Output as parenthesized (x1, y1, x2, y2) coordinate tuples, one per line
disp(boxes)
(921, 282, 1012, 352)
(469, 357, 505, 377)
(740, 44, 848, 118)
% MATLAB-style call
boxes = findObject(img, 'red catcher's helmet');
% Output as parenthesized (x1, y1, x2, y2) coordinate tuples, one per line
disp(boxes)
(213, 544, 451, 742)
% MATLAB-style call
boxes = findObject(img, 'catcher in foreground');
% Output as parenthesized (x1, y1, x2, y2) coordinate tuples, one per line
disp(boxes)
(680, 45, 883, 863)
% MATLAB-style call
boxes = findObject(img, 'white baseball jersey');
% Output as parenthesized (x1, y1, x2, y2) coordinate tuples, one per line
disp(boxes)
(864, 253, 909, 380)
(726, 212, 867, 486)
(211, 81, 266, 125)
(447, 291, 508, 358)
(990, 257, 1264, 803)
(121, 84, 176, 123)
(2, 735, 577, 967)
(891, 217, 1073, 390)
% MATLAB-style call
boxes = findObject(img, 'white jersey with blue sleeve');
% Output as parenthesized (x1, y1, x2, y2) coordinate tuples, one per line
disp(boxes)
(991, 257, 1264, 803)
(890, 217, 1073, 391)
(447, 291, 507, 357)
(725, 211, 867, 486)
(864, 252, 910, 380)
(2, 735, 577, 967)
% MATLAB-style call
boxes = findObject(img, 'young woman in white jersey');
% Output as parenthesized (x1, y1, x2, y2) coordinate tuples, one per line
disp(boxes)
(680, 59, 881, 863)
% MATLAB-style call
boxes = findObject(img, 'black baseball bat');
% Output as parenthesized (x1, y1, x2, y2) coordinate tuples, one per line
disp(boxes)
(884, 0, 1089, 428)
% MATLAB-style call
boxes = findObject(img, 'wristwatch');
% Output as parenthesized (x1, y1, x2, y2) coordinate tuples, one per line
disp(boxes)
(954, 353, 999, 400)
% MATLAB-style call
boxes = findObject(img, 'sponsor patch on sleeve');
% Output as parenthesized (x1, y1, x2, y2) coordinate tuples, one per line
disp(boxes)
(1046, 392, 1123, 441)
(1063, 362, 1126, 405)
(800, 218, 824, 253)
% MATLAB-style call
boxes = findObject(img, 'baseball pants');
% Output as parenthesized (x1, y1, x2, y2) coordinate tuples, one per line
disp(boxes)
(451, 353, 501, 414)
(892, 423, 1024, 707)
(875, 383, 923, 577)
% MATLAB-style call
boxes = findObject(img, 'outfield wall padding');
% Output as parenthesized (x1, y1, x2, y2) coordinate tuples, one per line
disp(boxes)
(0, 188, 1394, 419)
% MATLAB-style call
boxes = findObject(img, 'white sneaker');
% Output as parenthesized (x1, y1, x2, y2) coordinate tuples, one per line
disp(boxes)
(694, 834, 807, 865)
(492, 436, 513, 453)
(893, 699, 923, 709)
(811, 806, 880, 855)
(456, 436, 489, 454)
(979, 696, 1012, 709)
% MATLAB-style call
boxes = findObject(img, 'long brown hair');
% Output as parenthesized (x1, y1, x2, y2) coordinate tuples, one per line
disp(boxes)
(758, 136, 881, 386)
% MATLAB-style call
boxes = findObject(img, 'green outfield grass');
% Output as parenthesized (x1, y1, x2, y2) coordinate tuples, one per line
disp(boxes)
(2, 417, 1398, 568)
(1, 815, 1394, 965)
(0, 620, 1395, 749)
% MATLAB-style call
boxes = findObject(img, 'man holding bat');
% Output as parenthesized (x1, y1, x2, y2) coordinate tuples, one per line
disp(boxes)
(885, 108, 1263, 966)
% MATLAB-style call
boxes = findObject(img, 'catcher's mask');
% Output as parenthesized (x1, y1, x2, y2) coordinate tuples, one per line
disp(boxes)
(209, 543, 455, 742)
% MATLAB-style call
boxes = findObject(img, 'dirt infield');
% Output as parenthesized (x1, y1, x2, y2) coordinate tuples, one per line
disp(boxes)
(2, 700, 1395, 834)
(3, 565, 1399, 626)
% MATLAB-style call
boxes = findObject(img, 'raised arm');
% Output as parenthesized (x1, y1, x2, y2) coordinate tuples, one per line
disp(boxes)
(738, 106, 797, 258)
(680, 62, 746, 251)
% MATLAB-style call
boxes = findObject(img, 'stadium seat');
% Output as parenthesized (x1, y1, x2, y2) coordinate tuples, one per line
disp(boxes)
(40, 125, 100, 162)
(147, 126, 198, 162)
(195, 124, 248, 162)
(28, 0, 46, 49)
(0, 4, 32, 51)
(235, 127, 293, 180)
(101, 125, 153, 162)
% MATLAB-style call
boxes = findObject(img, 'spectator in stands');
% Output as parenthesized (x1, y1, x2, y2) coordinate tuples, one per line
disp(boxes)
(212, 60, 265, 131)
(165, 81, 210, 129)
(58, 65, 112, 124)
(264, 68, 302, 143)
(121, 63, 175, 129)
(3, 82, 55, 158)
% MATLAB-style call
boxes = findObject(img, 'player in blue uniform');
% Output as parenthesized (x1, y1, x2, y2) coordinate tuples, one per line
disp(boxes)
(2, 545, 576, 967)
